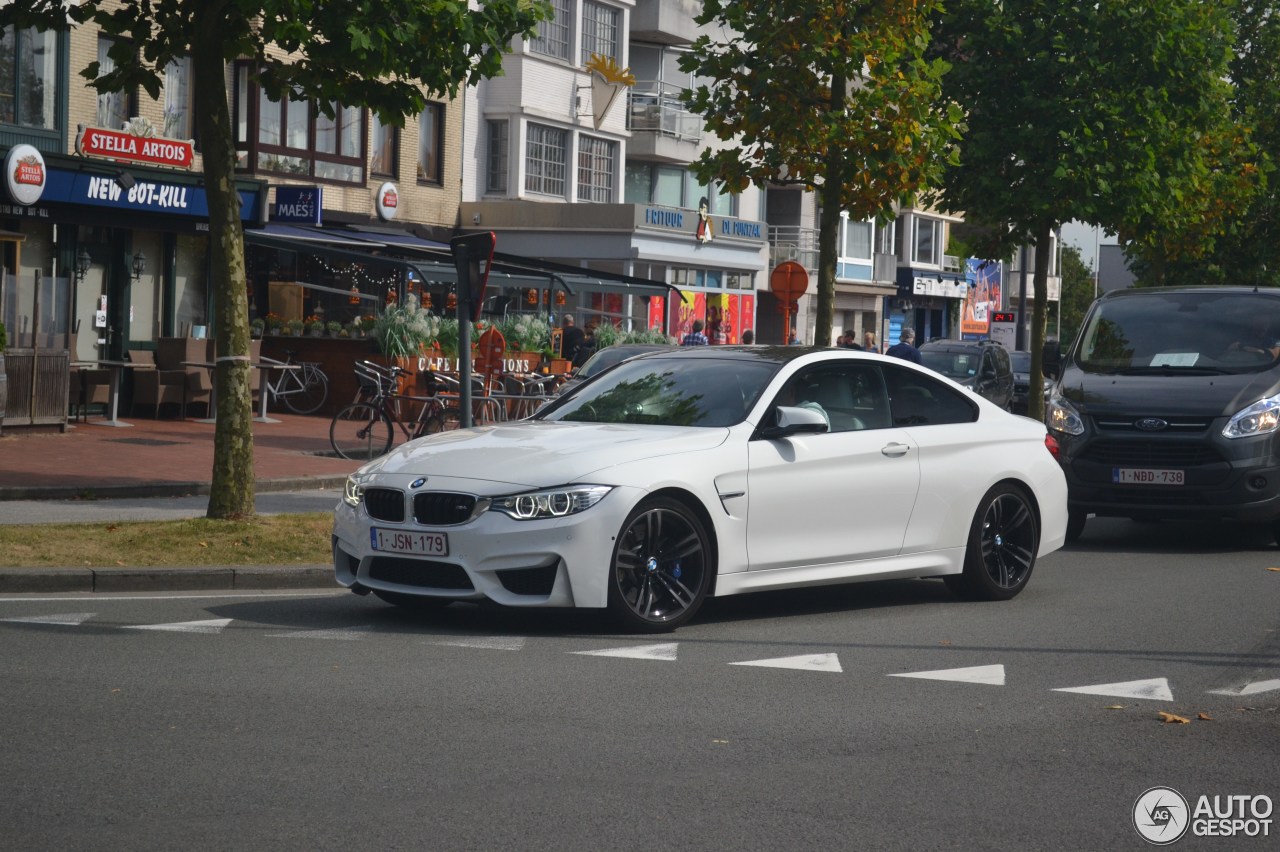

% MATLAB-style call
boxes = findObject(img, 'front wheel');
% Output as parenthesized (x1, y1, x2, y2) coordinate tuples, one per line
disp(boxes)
(607, 497, 712, 633)
(330, 403, 393, 460)
(945, 483, 1039, 601)
(282, 367, 329, 414)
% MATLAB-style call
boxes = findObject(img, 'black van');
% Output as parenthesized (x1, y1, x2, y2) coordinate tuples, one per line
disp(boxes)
(1046, 286, 1280, 543)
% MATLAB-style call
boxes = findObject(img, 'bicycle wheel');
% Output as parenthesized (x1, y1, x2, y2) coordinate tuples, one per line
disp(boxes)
(283, 364, 329, 415)
(330, 403, 393, 460)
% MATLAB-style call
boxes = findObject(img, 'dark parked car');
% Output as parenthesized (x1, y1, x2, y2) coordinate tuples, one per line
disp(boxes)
(919, 339, 1014, 410)
(554, 343, 673, 396)
(1009, 350, 1052, 415)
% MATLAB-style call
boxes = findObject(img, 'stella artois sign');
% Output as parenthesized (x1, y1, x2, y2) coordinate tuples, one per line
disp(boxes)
(76, 125, 195, 170)
(5, 144, 47, 205)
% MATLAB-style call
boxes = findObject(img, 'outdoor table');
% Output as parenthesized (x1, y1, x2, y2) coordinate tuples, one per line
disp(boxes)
(252, 359, 300, 423)
(71, 359, 138, 428)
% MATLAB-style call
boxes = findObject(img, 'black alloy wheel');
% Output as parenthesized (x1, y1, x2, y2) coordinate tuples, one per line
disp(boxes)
(608, 496, 712, 632)
(946, 483, 1039, 601)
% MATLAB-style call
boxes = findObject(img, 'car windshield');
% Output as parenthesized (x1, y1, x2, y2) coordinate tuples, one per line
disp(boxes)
(579, 347, 653, 379)
(536, 355, 777, 427)
(920, 348, 980, 380)
(1009, 351, 1031, 373)
(1077, 291, 1280, 374)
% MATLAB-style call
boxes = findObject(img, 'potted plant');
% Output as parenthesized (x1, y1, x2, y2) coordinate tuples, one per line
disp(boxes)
(305, 315, 325, 336)
(265, 313, 284, 335)
(326, 320, 342, 336)
(250, 317, 265, 338)
(286, 318, 304, 336)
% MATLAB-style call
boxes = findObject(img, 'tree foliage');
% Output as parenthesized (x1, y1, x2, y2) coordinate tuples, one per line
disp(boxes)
(679, 0, 960, 344)
(3, 0, 546, 518)
(930, 0, 1248, 418)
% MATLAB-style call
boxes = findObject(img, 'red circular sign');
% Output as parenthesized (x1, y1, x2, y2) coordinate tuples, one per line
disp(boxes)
(769, 261, 808, 301)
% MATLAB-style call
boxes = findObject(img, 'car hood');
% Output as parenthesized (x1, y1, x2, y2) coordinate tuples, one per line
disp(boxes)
(357, 421, 730, 488)
(1056, 365, 1280, 416)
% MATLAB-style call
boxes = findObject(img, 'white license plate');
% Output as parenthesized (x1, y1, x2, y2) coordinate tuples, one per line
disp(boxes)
(1113, 468, 1185, 486)
(370, 527, 449, 556)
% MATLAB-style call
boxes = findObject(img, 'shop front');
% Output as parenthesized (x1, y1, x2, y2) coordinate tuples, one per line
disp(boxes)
(892, 268, 967, 347)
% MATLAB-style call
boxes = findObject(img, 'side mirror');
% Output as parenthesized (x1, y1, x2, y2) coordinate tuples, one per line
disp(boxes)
(762, 405, 829, 439)
(1042, 340, 1062, 379)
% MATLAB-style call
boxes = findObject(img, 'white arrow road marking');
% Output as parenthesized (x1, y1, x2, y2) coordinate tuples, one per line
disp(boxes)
(572, 642, 678, 661)
(435, 636, 526, 651)
(1, 612, 96, 626)
(889, 664, 1005, 685)
(123, 618, 233, 634)
(730, 653, 843, 673)
(1054, 677, 1173, 701)
(1208, 679, 1280, 697)
(268, 626, 373, 640)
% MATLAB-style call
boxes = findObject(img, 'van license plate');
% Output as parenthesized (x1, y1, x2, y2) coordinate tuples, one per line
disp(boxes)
(1113, 468, 1185, 486)
(371, 528, 449, 556)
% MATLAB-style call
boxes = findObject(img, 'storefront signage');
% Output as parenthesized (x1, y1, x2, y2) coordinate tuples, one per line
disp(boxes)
(4, 144, 47, 205)
(75, 125, 195, 170)
(635, 204, 766, 243)
(910, 274, 966, 299)
(41, 165, 263, 222)
(375, 182, 399, 221)
(274, 186, 322, 224)
(718, 217, 764, 240)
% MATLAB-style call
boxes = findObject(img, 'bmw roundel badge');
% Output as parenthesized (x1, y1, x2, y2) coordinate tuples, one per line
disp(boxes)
(410, 478, 428, 489)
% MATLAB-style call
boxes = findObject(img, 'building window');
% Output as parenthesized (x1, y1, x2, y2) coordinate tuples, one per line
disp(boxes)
(96, 36, 136, 130)
(581, 2, 620, 64)
(486, 120, 508, 194)
(234, 64, 365, 184)
(370, 112, 398, 177)
(1, 26, 59, 130)
(530, 0, 571, 61)
(577, 135, 616, 202)
(164, 56, 194, 141)
(525, 123, 567, 197)
(417, 102, 443, 183)
(912, 217, 940, 266)
(843, 219, 873, 261)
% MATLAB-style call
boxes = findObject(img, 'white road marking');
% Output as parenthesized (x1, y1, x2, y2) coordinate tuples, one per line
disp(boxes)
(267, 625, 373, 640)
(889, 664, 1006, 685)
(729, 653, 843, 673)
(1, 612, 96, 626)
(1053, 677, 1173, 701)
(1208, 679, 1280, 697)
(572, 642, 679, 661)
(435, 636, 527, 651)
(0, 591, 343, 603)
(123, 618, 234, 634)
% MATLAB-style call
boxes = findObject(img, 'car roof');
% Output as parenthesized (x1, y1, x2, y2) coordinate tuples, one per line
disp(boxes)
(919, 339, 999, 351)
(1097, 285, 1280, 301)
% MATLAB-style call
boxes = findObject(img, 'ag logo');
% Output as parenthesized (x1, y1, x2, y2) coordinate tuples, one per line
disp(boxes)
(1134, 786, 1190, 845)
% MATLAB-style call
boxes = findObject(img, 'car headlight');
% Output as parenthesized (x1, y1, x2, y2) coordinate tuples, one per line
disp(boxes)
(1223, 395, 1280, 439)
(342, 473, 371, 507)
(1046, 393, 1084, 436)
(488, 485, 612, 520)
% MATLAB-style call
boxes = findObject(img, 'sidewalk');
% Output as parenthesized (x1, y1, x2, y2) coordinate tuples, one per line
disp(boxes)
(0, 411, 361, 594)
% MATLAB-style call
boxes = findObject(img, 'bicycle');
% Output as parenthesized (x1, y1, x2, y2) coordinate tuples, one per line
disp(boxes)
(262, 350, 329, 415)
(329, 361, 461, 460)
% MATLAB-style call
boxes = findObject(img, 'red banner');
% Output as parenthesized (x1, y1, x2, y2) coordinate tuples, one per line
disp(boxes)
(76, 126, 195, 170)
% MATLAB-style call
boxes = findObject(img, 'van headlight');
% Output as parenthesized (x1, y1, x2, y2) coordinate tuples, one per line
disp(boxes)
(1046, 393, 1084, 436)
(489, 485, 612, 520)
(1223, 395, 1280, 439)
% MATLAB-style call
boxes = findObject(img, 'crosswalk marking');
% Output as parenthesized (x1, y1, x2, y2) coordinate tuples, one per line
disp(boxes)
(1208, 679, 1280, 697)
(123, 618, 234, 634)
(435, 636, 527, 651)
(268, 625, 373, 640)
(730, 653, 843, 673)
(572, 642, 678, 661)
(1, 612, 95, 626)
(889, 664, 1006, 685)
(1053, 677, 1174, 701)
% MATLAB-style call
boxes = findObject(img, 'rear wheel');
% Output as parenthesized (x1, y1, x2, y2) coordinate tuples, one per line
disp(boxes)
(283, 366, 329, 414)
(945, 483, 1039, 601)
(330, 403, 393, 460)
(607, 496, 712, 633)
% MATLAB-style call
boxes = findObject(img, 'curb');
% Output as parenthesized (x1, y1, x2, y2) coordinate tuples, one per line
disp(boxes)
(0, 475, 350, 502)
(0, 564, 334, 595)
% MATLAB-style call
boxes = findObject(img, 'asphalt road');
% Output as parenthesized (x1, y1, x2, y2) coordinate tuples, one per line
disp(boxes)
(2, 517, 1277, 850)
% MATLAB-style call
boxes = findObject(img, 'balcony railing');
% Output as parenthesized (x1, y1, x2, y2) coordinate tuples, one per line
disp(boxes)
(627, 82, 703, 143)
(768, 225, 819, 271)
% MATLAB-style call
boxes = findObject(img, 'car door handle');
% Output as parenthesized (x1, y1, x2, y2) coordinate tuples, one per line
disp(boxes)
(881, 442, 911, 457)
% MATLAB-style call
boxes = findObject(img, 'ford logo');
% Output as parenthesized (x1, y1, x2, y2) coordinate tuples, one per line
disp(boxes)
(1134, 418, 1168, 432)
(410, 478, 428, 488)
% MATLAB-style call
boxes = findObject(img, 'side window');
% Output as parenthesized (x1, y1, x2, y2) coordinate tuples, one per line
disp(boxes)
(770, 364, 892, 433)
(884, 365, 978, 426)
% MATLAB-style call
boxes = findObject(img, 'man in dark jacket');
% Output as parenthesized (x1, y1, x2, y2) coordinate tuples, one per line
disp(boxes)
(885, 327, 922, 364)
(560, 314, 586, 363)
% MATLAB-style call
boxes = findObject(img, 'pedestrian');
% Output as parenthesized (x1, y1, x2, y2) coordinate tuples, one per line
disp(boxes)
(863, 331, 879, 353)
(741, 329, 755, 345)
(841, 329, 863, 350)
(681, 319, 710, 346)
(885, 327, 922, 364)
(560, 314, 586, 363)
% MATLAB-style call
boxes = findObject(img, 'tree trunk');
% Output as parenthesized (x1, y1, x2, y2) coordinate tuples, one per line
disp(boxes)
(193, 8, 255, 519)
(1029, 220, 1055, 422)
(815, 70, 847, 347)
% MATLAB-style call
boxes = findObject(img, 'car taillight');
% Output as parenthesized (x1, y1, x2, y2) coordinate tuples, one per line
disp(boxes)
(1044, 433, 1062, 461)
